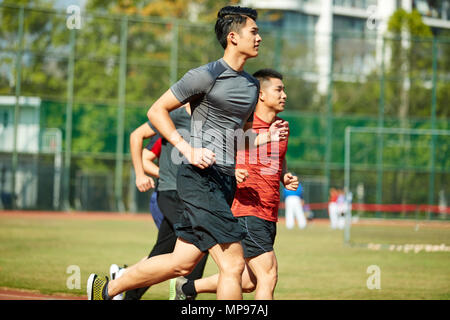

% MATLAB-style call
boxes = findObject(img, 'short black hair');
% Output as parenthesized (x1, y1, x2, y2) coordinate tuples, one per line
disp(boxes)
(215, 6, 258, 49)
(252, 69, 283, 85)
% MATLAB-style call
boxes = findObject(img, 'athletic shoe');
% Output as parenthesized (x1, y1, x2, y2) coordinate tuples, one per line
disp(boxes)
(169, 276, 194, 300)
(109, 264, 126, 300)
(87, 274, 109, 300)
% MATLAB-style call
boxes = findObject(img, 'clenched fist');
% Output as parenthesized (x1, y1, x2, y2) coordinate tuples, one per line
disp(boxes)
(136, 174, 155, 192)
(283, 172, 299, 191)
(189, 147, 216, 169)
(269, 120, 289, 142)
(235, 168, 249, 184)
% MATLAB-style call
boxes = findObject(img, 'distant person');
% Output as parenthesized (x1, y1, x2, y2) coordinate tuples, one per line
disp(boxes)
(336, 189, 347, 229)
(284, 182, 306, 229)
(328, 188, 339, 229)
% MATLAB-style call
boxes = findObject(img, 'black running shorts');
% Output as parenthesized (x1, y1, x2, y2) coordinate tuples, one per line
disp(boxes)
(175, 164, 246, 252)
(238, 215, 277, 258)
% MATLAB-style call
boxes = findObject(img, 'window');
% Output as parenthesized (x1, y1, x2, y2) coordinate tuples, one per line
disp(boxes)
(414, 0, 450, 20)
(1, 110, 9, 128)
(333, 0, 377, 9)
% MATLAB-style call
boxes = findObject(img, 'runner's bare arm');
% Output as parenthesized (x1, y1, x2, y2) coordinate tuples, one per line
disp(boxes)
(242, 120, 289, 148)
(142, 149, 160, 178)
(255, 120, 289, 146)
(130, 123, 156, 192)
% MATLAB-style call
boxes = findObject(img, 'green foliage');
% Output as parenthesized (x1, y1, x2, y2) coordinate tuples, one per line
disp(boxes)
(86, 0, 237, 22)
(388, 8, 432, 37)
(333, 77, 380, 116)
(386, 9, 433, 118)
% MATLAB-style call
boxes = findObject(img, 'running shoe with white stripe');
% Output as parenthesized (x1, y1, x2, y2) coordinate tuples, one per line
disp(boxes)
(109, 264, 126, 300)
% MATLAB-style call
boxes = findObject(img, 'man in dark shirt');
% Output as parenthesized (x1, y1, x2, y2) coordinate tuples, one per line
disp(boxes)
(113, 104, 208, 300)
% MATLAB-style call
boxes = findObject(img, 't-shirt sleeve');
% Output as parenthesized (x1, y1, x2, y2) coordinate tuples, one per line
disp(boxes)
(246, 76, 259, 123)
(149, 138, 162, 158)
(170, 66, 214, 104)
(144, 121, 161, 151)
(146, 120, 156, 134)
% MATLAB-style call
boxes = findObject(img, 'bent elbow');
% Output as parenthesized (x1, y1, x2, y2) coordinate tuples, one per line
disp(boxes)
(147, 106, 155, 125)
(129, 130, 138, 146)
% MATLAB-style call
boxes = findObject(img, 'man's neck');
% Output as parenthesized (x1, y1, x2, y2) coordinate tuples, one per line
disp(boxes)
(222, 50, 248, 72)
(255, 104, 277, 124)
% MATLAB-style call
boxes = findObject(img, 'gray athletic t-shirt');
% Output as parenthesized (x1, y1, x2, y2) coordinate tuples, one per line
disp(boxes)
(147, 106, 191, 191)
(170, 58, 259, 176)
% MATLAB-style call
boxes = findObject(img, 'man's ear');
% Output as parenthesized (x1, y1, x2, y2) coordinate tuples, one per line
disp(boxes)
(259, 90, 265, 102)
(228, 31, 238, 46)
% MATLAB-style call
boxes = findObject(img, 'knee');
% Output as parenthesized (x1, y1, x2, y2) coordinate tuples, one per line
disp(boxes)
(220, 259, 245, 277)
(171, 259, 197, 277)
(232, 260, 246, 276)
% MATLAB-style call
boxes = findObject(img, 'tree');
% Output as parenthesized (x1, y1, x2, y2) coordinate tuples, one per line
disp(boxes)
(386, 9, 433, 119)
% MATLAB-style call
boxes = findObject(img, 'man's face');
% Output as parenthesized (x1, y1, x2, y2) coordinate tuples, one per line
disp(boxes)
(261, 78, 287, 113)
(234, 17, 262, 58)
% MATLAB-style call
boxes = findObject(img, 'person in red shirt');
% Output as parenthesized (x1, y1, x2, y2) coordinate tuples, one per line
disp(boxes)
(169, 68, 299, 300)
(328, 187, 340, 229)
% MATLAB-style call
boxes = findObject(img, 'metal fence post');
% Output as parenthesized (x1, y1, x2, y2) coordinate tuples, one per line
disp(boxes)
(62, 28, 76, 211)
(324, 33, 335, 201)
(376, 37, 386, 218)
(344, 126, 351, 244)
(11, 6, 24, 210)
(170, 20, 179, 85)
(427, 37, 438, 219)
(115, 16, 128, 213)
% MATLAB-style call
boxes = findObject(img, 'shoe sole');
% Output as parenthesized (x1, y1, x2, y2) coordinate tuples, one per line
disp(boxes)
(168, 278, 176, 300)
(87, 273, 97, 300)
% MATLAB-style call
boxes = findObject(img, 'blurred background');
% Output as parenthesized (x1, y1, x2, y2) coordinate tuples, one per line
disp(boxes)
(0, 0, 448, 222)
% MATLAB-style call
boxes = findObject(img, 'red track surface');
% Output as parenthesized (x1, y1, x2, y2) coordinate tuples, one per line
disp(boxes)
(0, 288, 85, 300)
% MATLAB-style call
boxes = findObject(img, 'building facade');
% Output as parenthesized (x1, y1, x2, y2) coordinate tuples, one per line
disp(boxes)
(241, 0, 450, 93)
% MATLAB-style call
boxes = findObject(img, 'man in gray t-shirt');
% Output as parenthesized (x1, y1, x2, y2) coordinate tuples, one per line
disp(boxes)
(88, 5, 288, 301)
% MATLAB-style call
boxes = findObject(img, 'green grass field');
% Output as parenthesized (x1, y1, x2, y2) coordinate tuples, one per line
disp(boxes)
(0, 213, 449, 300)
